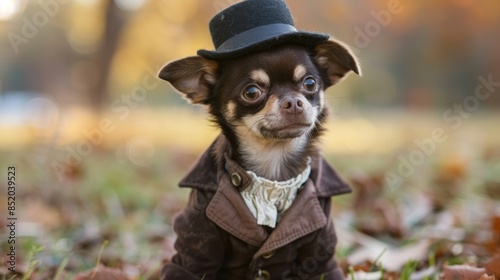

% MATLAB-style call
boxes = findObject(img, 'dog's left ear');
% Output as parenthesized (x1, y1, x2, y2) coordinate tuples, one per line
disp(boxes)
(158, 56, 218, 105)
(313, 39, 361, 88)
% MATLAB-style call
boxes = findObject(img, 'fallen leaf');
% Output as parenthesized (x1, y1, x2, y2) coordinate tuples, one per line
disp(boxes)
(484, 255, 500, 277)
(488, 215, 500, 253)
(347, 238, 431, 272)
(478, 274, 496, 280)
(350, 270, 383, 280)
(350, 171, 404, 238)
(443, 265, 487, 280)
(73, 265, 129, 280)
(484, 182, 500, 200)
(431, 155, 468, 210)
(439, 155, 468, 179)
(411, 265, 437, 279)
(22, 198, 63, 231)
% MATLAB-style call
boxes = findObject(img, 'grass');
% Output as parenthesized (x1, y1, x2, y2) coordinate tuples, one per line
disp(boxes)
(400, 261, 418, 280)
(21, 245, 44, 280)
(348, 266, 356, 280)
(90, 240, 109, 279)
(54, 256, 70, 280)
(369, 248, 387, 273)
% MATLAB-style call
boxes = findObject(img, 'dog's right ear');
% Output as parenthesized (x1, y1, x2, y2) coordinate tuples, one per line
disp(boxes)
(158, 56, 218, 105)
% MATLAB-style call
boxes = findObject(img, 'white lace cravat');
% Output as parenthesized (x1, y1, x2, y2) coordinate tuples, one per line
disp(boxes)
(240, 157, 311, 228)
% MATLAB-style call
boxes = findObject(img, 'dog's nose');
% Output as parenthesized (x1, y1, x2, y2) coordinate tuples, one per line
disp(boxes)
(280, 96, 304, 114)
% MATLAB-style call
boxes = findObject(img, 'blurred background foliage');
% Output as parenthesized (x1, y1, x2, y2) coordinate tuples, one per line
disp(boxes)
(0, 0, 500, 279)
(1, 0, 499, 109)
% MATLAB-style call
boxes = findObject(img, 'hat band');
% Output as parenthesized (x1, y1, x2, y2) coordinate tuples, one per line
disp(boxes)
(217, 23, 298, 52)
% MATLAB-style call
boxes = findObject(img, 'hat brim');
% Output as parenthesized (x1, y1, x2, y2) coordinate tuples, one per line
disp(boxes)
(197, 31, 329, 60)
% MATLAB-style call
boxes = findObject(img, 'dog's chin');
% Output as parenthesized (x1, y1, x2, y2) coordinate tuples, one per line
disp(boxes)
(259, 124, 312, 139)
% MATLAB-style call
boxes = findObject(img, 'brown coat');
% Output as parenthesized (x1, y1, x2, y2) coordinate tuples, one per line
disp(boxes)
(161, 139, 351, 280)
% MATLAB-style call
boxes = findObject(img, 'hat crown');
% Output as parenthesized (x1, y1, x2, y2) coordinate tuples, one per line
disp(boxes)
(198, 0, 329, 60)
(209, 0, 295, 49)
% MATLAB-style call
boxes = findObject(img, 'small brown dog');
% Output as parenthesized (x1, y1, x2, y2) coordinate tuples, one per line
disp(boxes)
(158, 0, 360, 279)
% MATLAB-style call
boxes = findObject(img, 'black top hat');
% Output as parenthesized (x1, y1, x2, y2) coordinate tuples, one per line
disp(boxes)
(197, 0, 330, 60)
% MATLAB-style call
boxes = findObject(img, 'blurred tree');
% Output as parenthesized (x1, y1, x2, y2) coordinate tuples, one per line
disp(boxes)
(91, 0, 128, 110)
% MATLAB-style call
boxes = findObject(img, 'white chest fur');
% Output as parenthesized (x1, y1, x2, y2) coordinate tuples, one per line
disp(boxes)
(238, 134, 308, 180)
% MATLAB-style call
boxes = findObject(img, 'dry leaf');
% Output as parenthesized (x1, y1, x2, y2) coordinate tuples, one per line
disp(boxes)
(73, 265, 130, 280)
(443, 265, 487, 280)
(431, 156, 468, 210)
(22, 198, 62, 231)
(350, 270, 383, 280)
(484, 255, 500, 277)
(347, 239, 431, 272)
(350, 171, 404, 238)
(488, 215, 500, 253)
(485, 182, 500, 200)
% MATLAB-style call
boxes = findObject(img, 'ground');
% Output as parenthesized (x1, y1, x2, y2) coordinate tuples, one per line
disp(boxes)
(0, 109, 499, 279)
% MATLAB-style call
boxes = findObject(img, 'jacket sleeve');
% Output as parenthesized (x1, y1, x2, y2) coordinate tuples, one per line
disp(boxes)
(295, 199, 345, 280)
(161, 190, 225, 280)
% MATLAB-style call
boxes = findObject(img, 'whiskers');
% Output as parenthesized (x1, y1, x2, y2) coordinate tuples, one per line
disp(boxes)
(238, 113, 267, 143)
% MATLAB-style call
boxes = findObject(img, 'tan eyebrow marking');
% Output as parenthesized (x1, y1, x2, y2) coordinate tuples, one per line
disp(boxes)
(250, 69, 270, 86)
(293, 64, 307, 82)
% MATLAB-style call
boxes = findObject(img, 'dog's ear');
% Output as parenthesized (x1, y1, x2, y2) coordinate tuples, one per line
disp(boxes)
(158, 56, 218, 104)
(313, 39, 361, 88)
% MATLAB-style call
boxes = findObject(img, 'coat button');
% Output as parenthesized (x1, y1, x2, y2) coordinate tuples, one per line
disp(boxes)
(230, 172, 242, 187)
(261, 250, 275, 259)
(254, 269, 270, 280)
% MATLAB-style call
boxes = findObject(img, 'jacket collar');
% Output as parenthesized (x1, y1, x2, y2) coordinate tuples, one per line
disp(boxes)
(179, 137, 352, 197)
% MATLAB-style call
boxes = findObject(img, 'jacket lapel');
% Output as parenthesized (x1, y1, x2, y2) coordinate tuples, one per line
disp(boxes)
(253, 179, 327, 258)
(206, 173, 268, 247)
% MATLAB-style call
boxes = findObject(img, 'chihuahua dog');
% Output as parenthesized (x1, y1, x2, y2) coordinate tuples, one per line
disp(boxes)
(158, 1, 360, 279)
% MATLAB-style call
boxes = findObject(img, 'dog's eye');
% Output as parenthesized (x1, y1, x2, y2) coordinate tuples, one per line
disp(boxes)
(242, 86, 262, 101)
(303, 78, 317, 92)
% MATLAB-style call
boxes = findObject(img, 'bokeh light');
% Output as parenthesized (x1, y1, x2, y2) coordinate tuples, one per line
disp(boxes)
(0, 0, 21, 21)
(115, 0, 145, 11)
